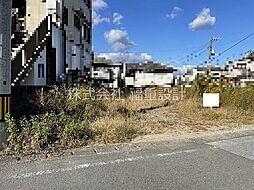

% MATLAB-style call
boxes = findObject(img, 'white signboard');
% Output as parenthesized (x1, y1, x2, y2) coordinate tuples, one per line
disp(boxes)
(203, 93, 220, 108)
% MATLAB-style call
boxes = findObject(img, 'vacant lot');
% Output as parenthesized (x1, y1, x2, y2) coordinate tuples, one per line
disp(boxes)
(4, 86, 254, 156)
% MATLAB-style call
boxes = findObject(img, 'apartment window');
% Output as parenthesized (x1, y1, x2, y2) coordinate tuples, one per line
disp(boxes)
(74, 14, 81, 30)
(82, 0, 89, 8)
(63, 7, 68, 25)
(88, 0, 92, 9)
(0, 34, 2, 59)
(87, 27, 91, 44)
(84, 0, 91, 9)
(38, 64, 44, 78)
(83, 25, 87, 40)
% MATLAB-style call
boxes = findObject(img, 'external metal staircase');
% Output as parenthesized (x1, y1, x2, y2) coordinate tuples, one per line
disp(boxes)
(11, 15, 52, 86)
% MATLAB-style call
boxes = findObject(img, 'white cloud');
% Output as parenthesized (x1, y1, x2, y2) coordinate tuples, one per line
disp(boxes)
(113, 13, 124, 25)
(92, 11, 110, 26)
(166, 7, 184, 19)
(92, 0, 110, 26)
(92, 0, 108, 11)
(189, 8, 216, 31)
(104, 29, 135, 52)
(97, 53, 152, 63)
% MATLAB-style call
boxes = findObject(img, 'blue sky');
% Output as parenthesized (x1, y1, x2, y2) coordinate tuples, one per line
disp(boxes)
(92, 0, 254, 67)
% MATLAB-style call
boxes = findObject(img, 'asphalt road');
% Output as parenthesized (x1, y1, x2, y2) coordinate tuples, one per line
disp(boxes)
(1, 132, 254, 190)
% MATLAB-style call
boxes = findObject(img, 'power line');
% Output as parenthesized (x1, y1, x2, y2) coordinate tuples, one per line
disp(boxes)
(219, 31, 254, 55)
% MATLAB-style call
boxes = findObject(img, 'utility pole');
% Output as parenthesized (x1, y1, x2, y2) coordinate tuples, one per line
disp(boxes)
(207, 37, 221, 91)
(208, 36, 221, 69)
(0, 0, 12, 150)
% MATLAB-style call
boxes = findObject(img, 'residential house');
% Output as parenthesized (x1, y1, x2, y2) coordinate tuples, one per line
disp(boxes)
(224, 52, 254, 87)
(125, 61, 174, 88)
(91, 57, 124, 89)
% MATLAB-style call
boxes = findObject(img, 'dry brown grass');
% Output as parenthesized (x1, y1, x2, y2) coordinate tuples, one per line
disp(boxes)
(173, 97, 254, 125)
(136, 96, 254, 136)
(8, 86, 254, 156)
(91, 115, 138, 144)
(77, 94, 254, 145)
(95, 96, 254, 140)
(90, 99, 170, 143)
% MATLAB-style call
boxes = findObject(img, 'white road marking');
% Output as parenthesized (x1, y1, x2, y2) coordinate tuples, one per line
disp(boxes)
(10, 149, 198, 179)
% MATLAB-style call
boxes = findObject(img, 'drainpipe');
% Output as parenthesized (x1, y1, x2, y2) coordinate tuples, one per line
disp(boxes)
(0, 0, 12, 150)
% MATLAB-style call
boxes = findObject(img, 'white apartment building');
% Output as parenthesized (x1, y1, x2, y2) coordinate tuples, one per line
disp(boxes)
(90, 59, 175, 89)
(125, 72, 174, 88)
(224, 52, 254, 87)
(178, 66, 224, 86)
(177, 52, 254, 87)
(125, 62, 174, 88)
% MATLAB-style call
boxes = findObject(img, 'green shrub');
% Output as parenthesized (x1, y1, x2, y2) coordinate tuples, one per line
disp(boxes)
(188, 76, 254, 112)
(4, 85, 139, 156)
(4, 111, 97, 155)
(112, 121, 138, 142)
(230, 86, 254, 111)
(91, 115, 138, 144)
(61, 119, 95, 146)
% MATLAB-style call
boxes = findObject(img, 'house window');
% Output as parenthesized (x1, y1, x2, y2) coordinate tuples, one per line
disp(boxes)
(38, 64, 44, 78)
